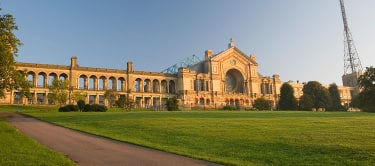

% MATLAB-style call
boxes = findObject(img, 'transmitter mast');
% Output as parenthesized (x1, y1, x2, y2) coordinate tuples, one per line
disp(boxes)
(339, 0, 362, 95)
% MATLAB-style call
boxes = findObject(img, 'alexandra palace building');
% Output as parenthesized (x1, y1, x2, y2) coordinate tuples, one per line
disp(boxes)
(0, 40, 352, 110)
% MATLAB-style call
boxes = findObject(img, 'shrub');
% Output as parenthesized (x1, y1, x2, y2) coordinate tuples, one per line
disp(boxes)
(116, 96, 134, 112)
(58, 104, 78, 112)
(253, 98, 272, 110)
(165, 97, 179, 111)
(223, 105, 236, 110)
(84, 104, 107, 112)
(83, 104, 91, 112)
(77, 100, 85, 112)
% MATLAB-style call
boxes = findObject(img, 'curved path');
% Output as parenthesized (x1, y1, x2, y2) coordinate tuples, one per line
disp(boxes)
(3, 113, 220, 166)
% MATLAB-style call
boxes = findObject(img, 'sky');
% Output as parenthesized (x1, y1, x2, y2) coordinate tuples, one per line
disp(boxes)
(1, 0, 374, 85)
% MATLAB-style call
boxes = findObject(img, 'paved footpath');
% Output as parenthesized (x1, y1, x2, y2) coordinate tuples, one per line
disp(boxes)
(3, 113, 221, 166)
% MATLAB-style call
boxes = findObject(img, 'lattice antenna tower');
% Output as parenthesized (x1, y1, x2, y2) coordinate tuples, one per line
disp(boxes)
(339, 0, 363, 75)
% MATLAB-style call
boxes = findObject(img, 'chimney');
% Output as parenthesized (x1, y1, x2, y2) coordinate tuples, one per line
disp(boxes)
(127, 61, 133, 73)
(70, 56, 77, 69)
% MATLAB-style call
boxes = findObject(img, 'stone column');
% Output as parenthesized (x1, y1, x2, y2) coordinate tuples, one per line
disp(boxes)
(33, 92, 37, 104)
(113, 79, 117, 91)
(84, 77, 89, 89)
(33, 75, 37, 88)
(122, 80, 126, 92)
(140, 80, 144, 92)
(44, 92, 48, 104)
(44, 76, 48, 88)
(104, 79, 108, 90)
(94, 78, 98, 90)
(95, 94, 99, 104)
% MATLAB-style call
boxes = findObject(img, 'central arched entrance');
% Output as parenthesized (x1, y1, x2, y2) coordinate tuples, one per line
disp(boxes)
(225, 69, 244, 93)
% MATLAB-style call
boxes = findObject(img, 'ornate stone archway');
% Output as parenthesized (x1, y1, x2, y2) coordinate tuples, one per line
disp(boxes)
(225, 69, 244, 93)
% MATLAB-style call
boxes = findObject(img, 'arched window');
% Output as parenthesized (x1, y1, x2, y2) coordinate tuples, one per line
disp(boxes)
(27, 71, 35, 87)
(135, 78, 142, 92)
(153, 79, 160, 93)
(37, 72, 47, 88)
(59, 73, 68, 80)
(48, 73, 57, 86)
(89, 76, 97, 90)
(117, 77, 125, 91)
(99, 76, 106, 90)
(79, 75, 87, 89)
(108, 78, 113, 90)
(199, 98, 204, 105)
(169, 80, 176, 94)
(161, 80, 168, 93)
(144, 79, 151, 92)
(225, 69, 244, 93)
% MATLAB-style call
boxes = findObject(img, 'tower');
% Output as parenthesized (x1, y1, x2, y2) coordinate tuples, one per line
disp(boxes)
(339, 0, 363, 96)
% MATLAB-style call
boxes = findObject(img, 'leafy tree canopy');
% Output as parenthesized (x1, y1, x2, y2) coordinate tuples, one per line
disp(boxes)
(328, 83, 344, 111)
(299, 94, 313, 111)
(358, 66, 375, 91)
(104, 90, 117, 107)
(279, 83, 298, 110)
(166, 97, 179, 111)
(116, 95, 134, 112)
(48, 79, 69, 107)
(253, 97, 272, 111)
(302, 81, 331, 109)
(0, 8, 30, 98)
(352, 66, 375, 112)
(77, 99, 85, 112)
(72, 91, 87, 103)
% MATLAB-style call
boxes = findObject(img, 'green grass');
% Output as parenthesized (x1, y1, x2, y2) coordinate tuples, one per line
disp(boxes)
(0, 105, 59, 113)
(0, 118, 76, 165)
(20, 109, 375, 166)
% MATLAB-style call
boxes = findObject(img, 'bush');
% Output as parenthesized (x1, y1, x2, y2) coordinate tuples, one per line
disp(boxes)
(253, 98, 272, 110)
(77, 100, 85, 112)
(84, 104, 107, 112)
(223, 105, 237, 110)
(83, 104, 91, 112)
(58, 104, 78, 112)
(165, 97, 179, 111)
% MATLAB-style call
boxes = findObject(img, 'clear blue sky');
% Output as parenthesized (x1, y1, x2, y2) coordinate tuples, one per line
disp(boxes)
(2, 0, 374, 85)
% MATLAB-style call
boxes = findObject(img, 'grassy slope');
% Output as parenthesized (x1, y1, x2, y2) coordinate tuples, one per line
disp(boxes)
(0, 118, 76, 166)
(24, 110, 375, 166)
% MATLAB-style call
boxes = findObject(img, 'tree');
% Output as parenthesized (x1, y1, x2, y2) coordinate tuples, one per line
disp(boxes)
(165, 97, 179, 111)
(72, 91, 87, 103)
(0, 8, 30, 98)
(299, 94, 313, 111)
(253, 97, 272, 110)
(77, 99, 85, 112)
(116, 95, 134, 112)
(328, 83, 344, 111)
(302, 81, 331, 109)
(48, 79, 69, 107)
(358, 66, 375, 91)
(278, 83, 298, 110)
(104, 90, 116, 107)
(352, 66, 375, 112)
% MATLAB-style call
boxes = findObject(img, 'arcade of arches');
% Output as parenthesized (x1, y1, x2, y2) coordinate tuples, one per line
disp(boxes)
(3, 41, 353, 110)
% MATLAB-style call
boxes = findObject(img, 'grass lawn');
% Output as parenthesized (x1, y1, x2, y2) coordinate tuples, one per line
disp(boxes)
(0, 114, 76, 165)
(17, 107, 375, 166)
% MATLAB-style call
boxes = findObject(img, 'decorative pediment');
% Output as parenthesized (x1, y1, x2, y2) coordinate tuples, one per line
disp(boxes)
(211, 47, 257, 66)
